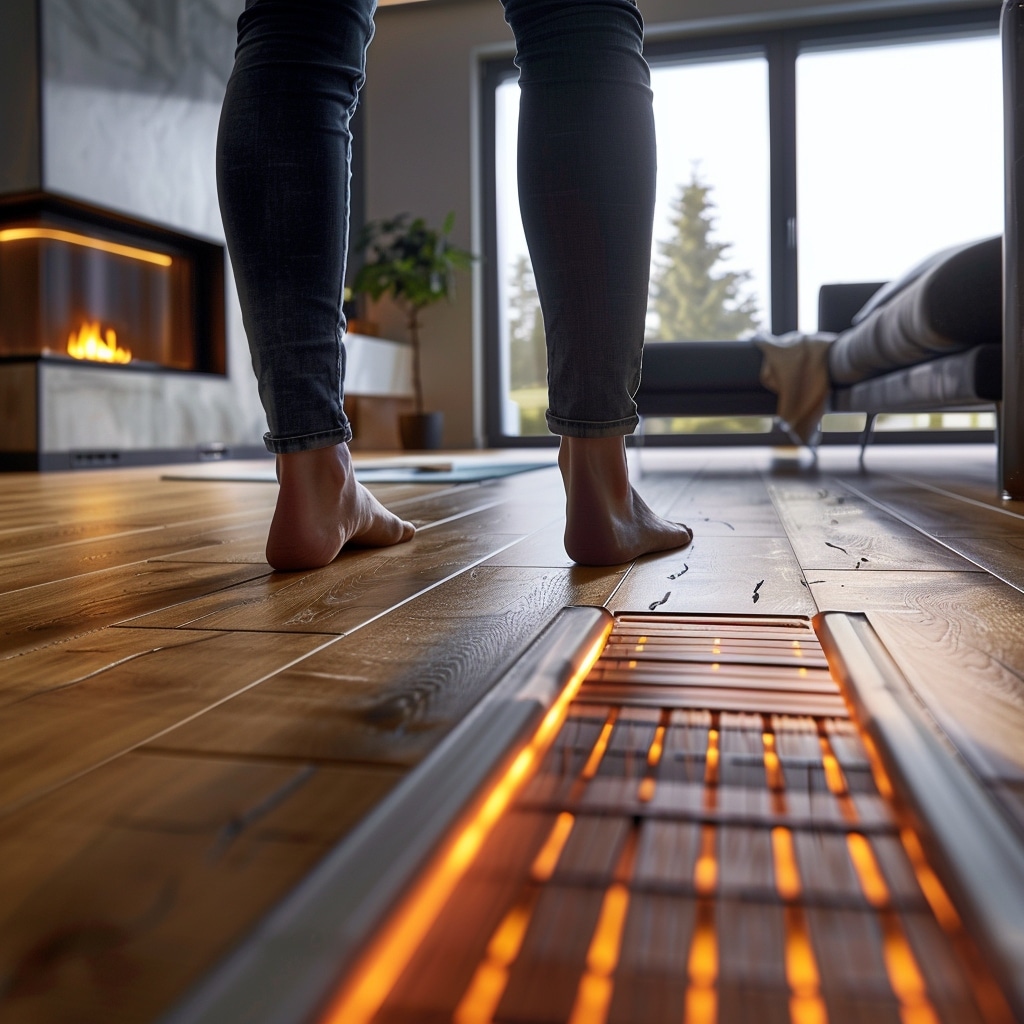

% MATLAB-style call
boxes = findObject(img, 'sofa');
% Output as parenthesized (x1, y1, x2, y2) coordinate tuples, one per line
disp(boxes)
(635, 235, 1003, 469)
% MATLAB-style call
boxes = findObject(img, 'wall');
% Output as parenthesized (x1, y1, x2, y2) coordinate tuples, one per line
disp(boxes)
(34, 0, 270, 453)
(366, 0, 998, 447)
(0, 0, 42, 195)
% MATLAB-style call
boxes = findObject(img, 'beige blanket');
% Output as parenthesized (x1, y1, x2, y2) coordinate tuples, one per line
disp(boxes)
(753, 332, 836, 445)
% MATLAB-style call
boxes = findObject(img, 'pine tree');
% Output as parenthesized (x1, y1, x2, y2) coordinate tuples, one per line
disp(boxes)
(649, 171, 760, 341)
(507, 254, 547, 390)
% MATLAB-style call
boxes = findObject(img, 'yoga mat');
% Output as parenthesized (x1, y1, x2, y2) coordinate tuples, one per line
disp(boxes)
(162, 462, 553, 485)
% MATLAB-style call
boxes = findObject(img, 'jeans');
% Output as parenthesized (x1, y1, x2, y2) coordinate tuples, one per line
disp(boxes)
(217, 0, 656, 452)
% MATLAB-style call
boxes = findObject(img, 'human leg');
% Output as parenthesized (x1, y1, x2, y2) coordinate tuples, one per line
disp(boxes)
(217, 0, 413, 570)
(501, 0, 691, 564)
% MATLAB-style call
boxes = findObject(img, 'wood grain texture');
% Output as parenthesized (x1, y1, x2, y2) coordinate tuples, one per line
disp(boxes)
(664, 472, 788, 538)
(122, 527, 525, 635)
(769, 478, 979, 571)
(2, 449, 1024, 1023)
(608, 535, 816, 616)
(144, 566, 625, 766)
(0, 751, 399, 1024)
(0, 516, 271, 591)
(0, 561, 274, 658)
(0, 629, 328, 812)
(807, 570, 1009, 614)
(843, 475, 1024, 538)
(868, 610, 1024, 782)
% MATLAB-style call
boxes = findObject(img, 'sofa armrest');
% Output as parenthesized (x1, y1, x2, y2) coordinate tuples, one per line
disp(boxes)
(817, 282, 887, 333)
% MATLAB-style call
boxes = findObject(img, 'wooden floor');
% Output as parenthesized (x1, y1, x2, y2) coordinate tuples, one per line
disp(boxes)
(1, 444, 1024, 1023)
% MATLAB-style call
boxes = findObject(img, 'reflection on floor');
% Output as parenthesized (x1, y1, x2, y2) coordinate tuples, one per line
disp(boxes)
(1, 445, 1023, 1023)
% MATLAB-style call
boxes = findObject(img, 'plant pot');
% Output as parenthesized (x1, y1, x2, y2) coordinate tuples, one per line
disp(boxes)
(399, 411, 444, 450)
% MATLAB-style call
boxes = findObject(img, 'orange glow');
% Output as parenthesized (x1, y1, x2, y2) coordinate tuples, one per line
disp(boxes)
(847, 833, 889, 908)
(0, 226, 173, 266)
(881, 916, 940, 1023)
(704, 730, 719, 784)
(581, 713, 617, 781)
(819, 744, 848, 795)
(694, 825, 717, 896)
(899, 829, 961, 931)
(486, 903, 532, 965)
(453, 962, 507, 1024)
(586, 884, 630, 976)
(66, 321, 132, 364)
(647, 725, 666, 767)
(320, 622, 611, 1024)
(772, 827, 802, 901)
(530, 812, 575, 882)
(763, 733, 784, 790)
(687, 904, 718, 986)
(799, 667, 808, 677)
(784, 906, 825, 1024)
(683, 904, 717, 1024)
(568, 974, 613, 1024)
(711, 662, 720, 671)
(454, 901, 534, 1023)
(638, 723, 666, 803)
(860, 732, 894, 799)
(566, 884, 630, 1024)
(628, 659, 637, 668)
(792, 639, 804, 657)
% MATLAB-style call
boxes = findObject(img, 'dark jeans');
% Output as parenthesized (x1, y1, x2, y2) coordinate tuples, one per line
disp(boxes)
(217, 0, 656, 452)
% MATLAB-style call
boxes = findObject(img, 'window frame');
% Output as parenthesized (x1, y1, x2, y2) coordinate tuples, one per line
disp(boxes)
(480, 7, 1001, 448)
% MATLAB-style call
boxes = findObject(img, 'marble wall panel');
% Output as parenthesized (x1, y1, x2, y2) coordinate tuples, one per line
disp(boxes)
(35, 0, 268, 449)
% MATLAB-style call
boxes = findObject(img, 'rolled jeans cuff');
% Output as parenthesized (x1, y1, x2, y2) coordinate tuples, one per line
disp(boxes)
(263, 424, 353, 454)
(545, 412, 639, 438)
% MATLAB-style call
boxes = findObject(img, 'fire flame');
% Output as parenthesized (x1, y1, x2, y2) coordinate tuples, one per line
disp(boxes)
(67, 322, 132, 364)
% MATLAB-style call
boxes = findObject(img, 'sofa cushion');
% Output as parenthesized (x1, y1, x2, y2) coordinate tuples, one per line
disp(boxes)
(831, 344, 1001, 412)
(828, 236, 1001, 384)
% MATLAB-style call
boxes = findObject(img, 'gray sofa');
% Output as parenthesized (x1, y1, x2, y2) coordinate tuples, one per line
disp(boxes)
(636, 235, 1002, 456)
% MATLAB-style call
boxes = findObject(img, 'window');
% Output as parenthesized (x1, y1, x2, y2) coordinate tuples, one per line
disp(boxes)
(481, 9, 1001, 445)
(796, 32, 1003, 331)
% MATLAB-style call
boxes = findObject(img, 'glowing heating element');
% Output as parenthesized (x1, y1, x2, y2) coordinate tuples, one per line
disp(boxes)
(567, 883, 631, 1024)
(453, 899, 535, 1024)
(320, 623, 612, 1024)
(0, 226, 173, 267)
(684, 904, 718, 1024)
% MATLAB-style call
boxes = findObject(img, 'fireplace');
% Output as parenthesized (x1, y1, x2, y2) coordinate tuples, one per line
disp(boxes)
(0, 192, 229, 469)
(0, 191, 224, 373)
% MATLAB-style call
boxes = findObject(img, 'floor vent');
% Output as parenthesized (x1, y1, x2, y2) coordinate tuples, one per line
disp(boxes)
(329, 614, 1002, 1024)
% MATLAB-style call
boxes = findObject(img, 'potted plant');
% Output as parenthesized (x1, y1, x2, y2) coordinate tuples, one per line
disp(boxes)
(351, 212, 474, 450)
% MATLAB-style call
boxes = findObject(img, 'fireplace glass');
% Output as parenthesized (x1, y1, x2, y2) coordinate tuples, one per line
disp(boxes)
(0, 194, 225, 374)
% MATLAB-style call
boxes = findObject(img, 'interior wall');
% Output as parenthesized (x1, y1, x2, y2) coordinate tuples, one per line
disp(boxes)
(36, 0, 267, 452)
(0, 0, 41, 195)
(366, 0, 998, 448)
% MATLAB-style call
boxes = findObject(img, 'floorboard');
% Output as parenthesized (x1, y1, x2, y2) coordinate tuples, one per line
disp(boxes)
(1, 444, 1024, 1023)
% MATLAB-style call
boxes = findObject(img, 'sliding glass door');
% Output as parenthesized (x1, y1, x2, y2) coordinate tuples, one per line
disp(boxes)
(481, 9, 1001, 444)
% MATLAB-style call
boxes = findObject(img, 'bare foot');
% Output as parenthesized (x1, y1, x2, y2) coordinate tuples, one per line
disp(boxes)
(558, 436, 692, 566)
(266, 443, 415, 571)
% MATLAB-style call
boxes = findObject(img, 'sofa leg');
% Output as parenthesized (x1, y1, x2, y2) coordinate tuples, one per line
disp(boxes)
(775, 417, 820, 466)
(858, 413, 877, 469)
